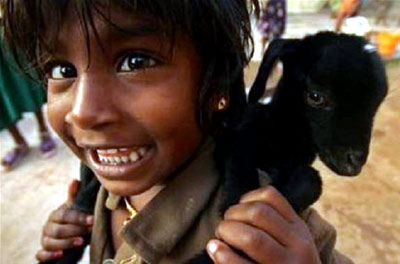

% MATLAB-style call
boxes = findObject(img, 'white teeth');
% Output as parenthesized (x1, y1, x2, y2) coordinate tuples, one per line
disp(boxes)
(129, 151, 139, 162)
(138, 147, 146, 156)
(96, 147, 148, 165)
(97, 149, 108, 154)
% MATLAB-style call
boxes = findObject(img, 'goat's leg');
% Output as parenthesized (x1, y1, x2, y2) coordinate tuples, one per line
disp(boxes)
(216, 134, 260, 214)
(185, 145, 259, 264)
(272, 166, 322, 213)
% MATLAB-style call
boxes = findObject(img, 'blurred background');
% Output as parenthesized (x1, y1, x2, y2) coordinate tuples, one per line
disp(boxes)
(1, 0, 399, 263)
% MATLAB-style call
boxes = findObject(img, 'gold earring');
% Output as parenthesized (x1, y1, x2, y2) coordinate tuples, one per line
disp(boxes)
(217, 97, 228, 110)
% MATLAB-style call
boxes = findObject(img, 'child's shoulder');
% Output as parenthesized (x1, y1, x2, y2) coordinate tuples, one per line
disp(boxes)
(301, 208, 336, 239)
(301, 208, 354, 264)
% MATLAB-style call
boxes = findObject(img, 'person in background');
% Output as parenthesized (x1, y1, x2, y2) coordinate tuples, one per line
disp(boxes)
(335, 0, 362, 32)
(0, 16, 56, 171)
(257, 0, 287, 51)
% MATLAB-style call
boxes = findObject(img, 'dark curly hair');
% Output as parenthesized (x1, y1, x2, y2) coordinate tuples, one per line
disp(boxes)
(1, 0, 259, 133)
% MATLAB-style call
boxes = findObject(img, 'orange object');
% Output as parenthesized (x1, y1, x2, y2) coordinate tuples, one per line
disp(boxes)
(376, 31, 400, 58)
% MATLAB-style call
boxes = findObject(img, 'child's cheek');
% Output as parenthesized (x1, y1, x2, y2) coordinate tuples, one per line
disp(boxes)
(47, 89, 82, 157)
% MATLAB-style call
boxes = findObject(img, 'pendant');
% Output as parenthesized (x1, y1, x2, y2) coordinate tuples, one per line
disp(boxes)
(123, 197, 137, 225)
(119, 254, 139, 264)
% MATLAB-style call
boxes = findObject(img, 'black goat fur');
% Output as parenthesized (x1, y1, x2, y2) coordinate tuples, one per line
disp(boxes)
(44, 32, 387, 264)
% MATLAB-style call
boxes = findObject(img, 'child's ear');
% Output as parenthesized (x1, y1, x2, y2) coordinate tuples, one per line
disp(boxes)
(248, 39, 301, 104)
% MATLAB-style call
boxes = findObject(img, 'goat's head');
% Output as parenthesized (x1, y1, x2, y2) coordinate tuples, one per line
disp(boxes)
(250, 32, 388, 176)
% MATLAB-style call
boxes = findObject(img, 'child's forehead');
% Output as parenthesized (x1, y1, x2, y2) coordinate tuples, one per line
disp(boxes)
(53, 5, 171, 54)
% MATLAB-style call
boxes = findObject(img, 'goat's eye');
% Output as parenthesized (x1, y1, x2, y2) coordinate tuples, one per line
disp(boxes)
(305, 91, 329, 108)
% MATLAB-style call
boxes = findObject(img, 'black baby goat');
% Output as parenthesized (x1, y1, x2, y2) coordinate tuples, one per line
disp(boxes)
(188, 31, 388, 264)
(219, 31, 388, 215)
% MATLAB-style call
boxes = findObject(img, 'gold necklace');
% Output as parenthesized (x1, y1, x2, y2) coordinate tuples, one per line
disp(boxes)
(123, 197, 137, 225)
(120, 254, 139, 264)
(120, 198, 140, 264)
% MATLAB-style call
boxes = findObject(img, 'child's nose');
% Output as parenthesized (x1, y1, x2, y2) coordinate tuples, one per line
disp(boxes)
(66, 75, 120, 130)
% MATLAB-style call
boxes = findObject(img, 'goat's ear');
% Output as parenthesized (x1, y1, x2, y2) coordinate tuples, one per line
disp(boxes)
(248, 39, 299, 104)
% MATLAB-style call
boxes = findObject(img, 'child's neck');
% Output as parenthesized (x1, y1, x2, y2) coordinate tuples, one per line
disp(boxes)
(128, 184, 165, 211)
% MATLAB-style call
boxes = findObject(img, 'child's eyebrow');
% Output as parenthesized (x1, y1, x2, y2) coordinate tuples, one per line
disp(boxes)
(98, 12, 166, 39)
(103, 23, 170, 51)
(107, 23, 163, 38)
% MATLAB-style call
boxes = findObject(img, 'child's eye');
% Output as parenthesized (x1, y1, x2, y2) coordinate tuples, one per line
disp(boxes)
(118, 53, 157, 73)
(48, 64, 77, 80)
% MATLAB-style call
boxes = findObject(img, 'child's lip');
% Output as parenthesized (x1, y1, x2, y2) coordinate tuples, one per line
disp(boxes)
(87, 145, 155, 180)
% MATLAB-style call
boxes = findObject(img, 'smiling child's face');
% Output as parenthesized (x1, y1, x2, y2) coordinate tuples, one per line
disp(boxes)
(46, 6, 205, 196)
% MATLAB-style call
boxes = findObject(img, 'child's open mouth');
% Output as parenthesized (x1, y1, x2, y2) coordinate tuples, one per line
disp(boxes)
(93, 146, 149, 166)
(87, 145, 156, 181)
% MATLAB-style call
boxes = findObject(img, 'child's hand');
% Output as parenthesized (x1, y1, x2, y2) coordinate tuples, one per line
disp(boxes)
(206, 186, 321, 264)
(35, 180, 94, 262)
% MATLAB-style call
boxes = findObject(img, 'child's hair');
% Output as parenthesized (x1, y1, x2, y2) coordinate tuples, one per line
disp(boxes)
(1, 0, 259, 134)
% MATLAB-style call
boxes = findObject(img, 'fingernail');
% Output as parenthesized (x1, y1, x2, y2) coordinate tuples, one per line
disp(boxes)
(53, 250, 63, 258)
(86, 215, 94, 225)
(207, 241, 218, 255)
(73, 237, 84, 246)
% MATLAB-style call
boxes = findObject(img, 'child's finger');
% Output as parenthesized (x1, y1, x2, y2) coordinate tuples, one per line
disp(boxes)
(239, 185, 298, 223)
(223, 201, 297, 246)
(67, 179, 81, 207)
(35, 249, 64, 262)
(42, 236, 85, 251)
(207, 239, 253, 264)
(49, 204, 93, 225)
(43, 222, 91, 239)
(215, 220, 286, 263)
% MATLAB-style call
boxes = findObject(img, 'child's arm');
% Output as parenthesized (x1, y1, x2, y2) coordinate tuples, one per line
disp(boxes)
(206, 185, 321, 264)
(35, 180, 93, 262)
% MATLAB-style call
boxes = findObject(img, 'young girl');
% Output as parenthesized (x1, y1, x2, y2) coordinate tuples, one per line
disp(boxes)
(2, 1, 352, 263)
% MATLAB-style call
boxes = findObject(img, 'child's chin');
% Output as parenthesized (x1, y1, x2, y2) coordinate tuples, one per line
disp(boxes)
(101, 179, 151, 196)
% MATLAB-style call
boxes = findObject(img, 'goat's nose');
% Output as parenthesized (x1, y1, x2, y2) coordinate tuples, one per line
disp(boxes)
(346, 150, 365, 167)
